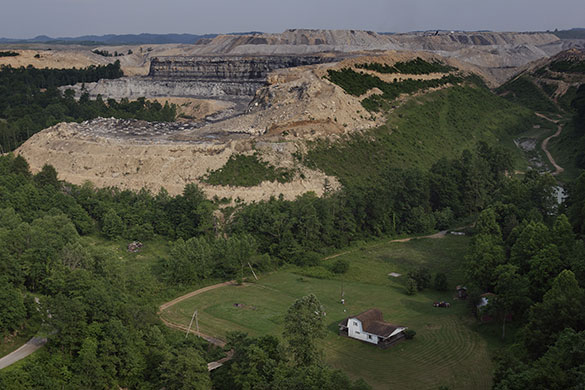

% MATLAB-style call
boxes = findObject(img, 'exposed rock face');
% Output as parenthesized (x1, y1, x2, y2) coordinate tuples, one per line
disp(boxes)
(62, 55, 339, 101)
(62, 77, 264, 99)
(148, 55, 334, 81)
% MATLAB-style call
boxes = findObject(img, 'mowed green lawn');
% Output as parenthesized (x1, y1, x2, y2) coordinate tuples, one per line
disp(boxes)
(162, 235, 494, 390)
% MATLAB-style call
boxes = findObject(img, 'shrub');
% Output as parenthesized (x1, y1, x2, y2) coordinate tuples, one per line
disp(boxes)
(434, 272, 448, 291)
(408, 267, 432, 291)
(296, 266, 334, 280)
(126, 223, 154, 241)
(404, 329, 416, 339)
(434, 208, 454, 230)
(406, 278, 418, 295)
(330, 259, 350, 274)
(300, 251, 321, 267)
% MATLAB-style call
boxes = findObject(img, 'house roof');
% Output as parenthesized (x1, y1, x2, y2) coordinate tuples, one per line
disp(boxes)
(339, 308, 405, 338)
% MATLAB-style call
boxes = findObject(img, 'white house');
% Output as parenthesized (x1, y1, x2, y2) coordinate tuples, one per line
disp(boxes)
(339, 309, 407, 348)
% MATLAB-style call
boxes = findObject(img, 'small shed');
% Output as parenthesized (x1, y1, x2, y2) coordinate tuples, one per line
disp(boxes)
(456, 285, 468, 299)
(476, 292, 495, 322)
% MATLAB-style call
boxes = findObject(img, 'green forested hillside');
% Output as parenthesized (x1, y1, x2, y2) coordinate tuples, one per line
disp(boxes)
(306, 85, 532, 187)
(496, 75, 560, 113)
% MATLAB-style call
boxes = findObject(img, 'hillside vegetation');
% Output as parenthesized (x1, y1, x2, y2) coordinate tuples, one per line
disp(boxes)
(326, 67, 463, 112)
(496, 76, 560, 113)
(355, 57, 455, 74)
(202, 154, 295, 187)
(306, 85, 532, 187)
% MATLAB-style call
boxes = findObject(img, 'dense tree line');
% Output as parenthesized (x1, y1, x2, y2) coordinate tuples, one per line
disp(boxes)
(230, 142, 513, 263)
(0, 62, 122, 89)
(0, 63, 176, 151)
(570, 84, 585, 169)
(0, 51, 19, 57)
(0, 155, 217, 389)
(458, 168, 585, 389)
(355, 58, 454, 75)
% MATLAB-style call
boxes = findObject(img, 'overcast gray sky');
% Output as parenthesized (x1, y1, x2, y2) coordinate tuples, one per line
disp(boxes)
(1, 0, 583, 39)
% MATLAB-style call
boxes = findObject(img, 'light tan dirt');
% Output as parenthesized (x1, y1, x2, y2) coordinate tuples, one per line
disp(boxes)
(15, 121, 341, 201)
(0, 49, 110, 69)
(146, 97, 233, 121)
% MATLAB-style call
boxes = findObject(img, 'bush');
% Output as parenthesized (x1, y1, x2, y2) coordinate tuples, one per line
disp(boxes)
(102, 209, 124, 239)
(434, 208, 454, 230)
(251, 253, 276, 272)
(434, 272, 448, 291)
(300, 251, 321, 267)
(404, 329, 416, 340)
(330, 259, 350, 274)
(406, 278, 418, 295)
(126, 223, 154, 241)
(408, 267, 432, 291)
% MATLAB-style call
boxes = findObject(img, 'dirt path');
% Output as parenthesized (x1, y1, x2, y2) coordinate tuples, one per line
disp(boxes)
(323, 230, 449, 260)
(159, 281, 236, 313)
(535, 113, 564, 176)
(0, 337, 47, 370)
(159, 281, 237, 371)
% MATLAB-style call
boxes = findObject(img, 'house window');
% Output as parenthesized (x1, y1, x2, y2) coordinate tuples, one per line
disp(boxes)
(353, 321, 358, 327)
(368, 334, 372, 339)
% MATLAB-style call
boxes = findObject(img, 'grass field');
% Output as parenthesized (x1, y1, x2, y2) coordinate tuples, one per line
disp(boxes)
(161, 235, 499, 390)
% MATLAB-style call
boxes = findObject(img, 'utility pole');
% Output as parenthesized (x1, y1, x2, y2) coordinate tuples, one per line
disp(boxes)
(248, 262, 258, 280)
(196, 310, 200, 337)
(186, 308, 198, 338)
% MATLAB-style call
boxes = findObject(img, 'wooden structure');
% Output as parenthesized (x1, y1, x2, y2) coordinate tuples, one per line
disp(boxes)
(338, 309, 407, 349)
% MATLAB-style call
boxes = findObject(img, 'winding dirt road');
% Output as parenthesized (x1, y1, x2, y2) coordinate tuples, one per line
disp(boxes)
(323, 230, 449, 260)
(536, 113, 564, 176)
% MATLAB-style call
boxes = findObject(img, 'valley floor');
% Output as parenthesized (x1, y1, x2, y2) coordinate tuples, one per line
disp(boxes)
(160, 235, 499, 390)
